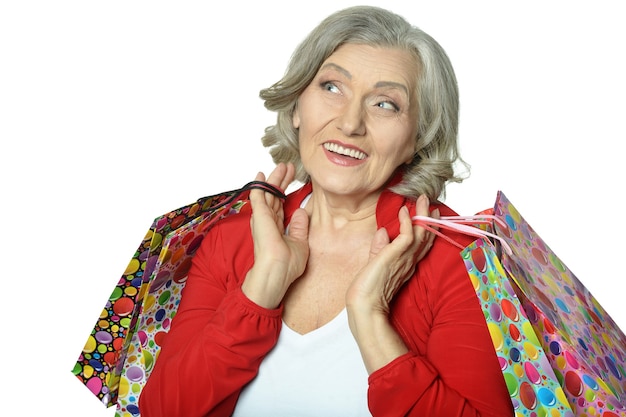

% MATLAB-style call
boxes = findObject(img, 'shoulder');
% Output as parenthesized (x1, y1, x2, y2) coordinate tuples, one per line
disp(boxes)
(192, 195, 253, 271)
(375, 188, 476, 250)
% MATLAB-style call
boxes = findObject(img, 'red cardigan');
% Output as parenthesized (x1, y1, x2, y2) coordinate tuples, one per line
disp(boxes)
(139, 183, 514, 417)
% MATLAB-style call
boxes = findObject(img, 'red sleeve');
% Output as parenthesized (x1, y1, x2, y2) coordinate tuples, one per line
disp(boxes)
(368, 205, 514, 416)
(138, 216, 282, 417)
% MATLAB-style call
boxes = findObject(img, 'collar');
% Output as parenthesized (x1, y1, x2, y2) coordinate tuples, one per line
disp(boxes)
(375, 171, 414, 240)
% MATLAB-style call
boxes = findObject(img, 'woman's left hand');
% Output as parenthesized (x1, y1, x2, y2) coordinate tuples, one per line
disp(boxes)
(345, 194, 438, 373)
(346, 194, 437, 315)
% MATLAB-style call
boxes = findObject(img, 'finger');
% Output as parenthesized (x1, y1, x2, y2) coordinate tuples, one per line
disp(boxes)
(249, 171, 280, 228)
(397, 205, 416, 248)
(410, 195, 430, 247)
(265, 163, 291, 210)
(423, 207, 440, 248)
(429, 207, 440, 232)
(369, 227, 391, 260)
(396, 199, 428, 266)
(413, 205, 439, 264)
(280, 162, 296, 192)
(275, 163, 295, 213)
(415, 194, 429, 217)
(419, 227, 436, 256)
(287, 208, 309, 242)
(249, 171, 267, 207)
(266, 163, 288, 188)
(264, 162, 296, 197)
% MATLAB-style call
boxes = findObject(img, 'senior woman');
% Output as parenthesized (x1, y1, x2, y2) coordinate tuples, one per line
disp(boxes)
(139, 5, 513, 417)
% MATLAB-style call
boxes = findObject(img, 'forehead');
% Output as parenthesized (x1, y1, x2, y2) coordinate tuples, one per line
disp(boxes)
(321, 43, 419, 87)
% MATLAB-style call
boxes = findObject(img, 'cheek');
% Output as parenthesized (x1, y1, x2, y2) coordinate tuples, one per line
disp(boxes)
(297, 130, 316, 160)
(292, 108, 301, 129)
(378, 134, 416, 167)
(402, 139, 416, 164)
(397, 122, 418, 163)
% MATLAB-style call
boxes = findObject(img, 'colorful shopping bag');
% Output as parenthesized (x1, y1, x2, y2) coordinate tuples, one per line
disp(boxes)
(464, 238, 576, 416)
(72, 181, 285, 416)
(494, 192, 626, 416)
(418, 191, 626, 416)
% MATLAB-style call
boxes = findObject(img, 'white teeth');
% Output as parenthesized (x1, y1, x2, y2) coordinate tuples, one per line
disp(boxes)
(323, 143, 367, 160)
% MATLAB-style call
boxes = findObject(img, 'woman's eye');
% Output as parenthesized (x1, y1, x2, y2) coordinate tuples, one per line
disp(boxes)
(377, 101, 399, 112)
(322, 82, 340, 94)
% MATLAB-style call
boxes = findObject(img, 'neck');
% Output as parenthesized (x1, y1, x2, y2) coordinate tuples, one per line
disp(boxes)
(304, 186, 380, 234)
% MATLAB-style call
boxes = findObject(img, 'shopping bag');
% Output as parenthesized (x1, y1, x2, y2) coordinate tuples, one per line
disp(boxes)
(416, 191, 626, 416)
(463, 238, 576, 416)
(72, 181, 285, 416)
(495, 191, 626, 416)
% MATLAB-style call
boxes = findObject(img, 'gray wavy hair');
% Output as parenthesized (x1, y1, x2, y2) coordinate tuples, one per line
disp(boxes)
(259, 5, 467, 200)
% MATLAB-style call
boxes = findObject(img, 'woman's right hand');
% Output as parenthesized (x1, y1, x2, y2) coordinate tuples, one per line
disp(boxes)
(241, 163, 310, 309)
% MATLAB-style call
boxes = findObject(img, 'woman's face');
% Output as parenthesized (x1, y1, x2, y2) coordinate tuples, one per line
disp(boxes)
(294, 43, 419, 201)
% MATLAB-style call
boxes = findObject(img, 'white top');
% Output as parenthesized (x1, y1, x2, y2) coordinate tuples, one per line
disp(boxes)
(232, 308, 371, 416)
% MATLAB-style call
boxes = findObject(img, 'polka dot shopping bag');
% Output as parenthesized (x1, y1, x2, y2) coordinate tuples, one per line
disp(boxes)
(415, 191, 626, 416)
(72, 181, 286, 417)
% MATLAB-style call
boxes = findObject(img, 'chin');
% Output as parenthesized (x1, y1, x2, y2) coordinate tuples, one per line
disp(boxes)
(313, 175, 381, 197)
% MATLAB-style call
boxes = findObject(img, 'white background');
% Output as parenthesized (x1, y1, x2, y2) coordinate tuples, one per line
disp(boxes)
(1, 1, 624, 415)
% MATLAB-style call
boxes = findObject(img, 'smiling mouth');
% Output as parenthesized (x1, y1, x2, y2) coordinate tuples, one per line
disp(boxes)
(323, 142, 368, 160)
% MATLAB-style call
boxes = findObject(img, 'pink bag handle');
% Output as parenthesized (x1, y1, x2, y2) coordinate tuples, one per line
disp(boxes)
(412, 214, 513, 256)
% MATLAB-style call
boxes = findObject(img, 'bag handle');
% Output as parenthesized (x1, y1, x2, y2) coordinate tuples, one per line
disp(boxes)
(412, 214, 513, 256)
(204, 180, 286, 211)
(198, 180, 287, 230)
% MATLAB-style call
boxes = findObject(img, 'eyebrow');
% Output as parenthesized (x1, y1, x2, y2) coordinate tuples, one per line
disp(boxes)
(320, 63, 352, 79)
(374, 81, 409, 96)
(319, 63, 409, 96)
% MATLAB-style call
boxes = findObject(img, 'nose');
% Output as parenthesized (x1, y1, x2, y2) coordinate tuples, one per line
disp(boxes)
(337, 99, 366, 136)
